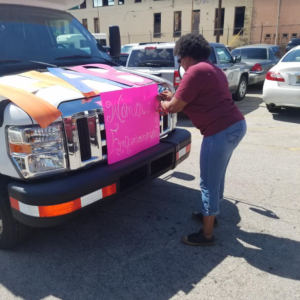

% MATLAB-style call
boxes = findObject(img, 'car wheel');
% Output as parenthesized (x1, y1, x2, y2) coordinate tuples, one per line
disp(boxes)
(266, 104, 281, 113)
(233, 76, 248, 101)
(0, 191, 32, 249)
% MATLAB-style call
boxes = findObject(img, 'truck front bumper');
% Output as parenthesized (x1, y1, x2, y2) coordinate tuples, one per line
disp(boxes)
(9, 128, 191, 228)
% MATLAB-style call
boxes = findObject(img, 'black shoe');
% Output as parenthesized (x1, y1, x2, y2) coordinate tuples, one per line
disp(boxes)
(192, 212, 218, 227)
(181, 229, 215, 246)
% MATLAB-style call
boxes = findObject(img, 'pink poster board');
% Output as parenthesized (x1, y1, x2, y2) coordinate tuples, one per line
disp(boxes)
(100, 84, 160, 164)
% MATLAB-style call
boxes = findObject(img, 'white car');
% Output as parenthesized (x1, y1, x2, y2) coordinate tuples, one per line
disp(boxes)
(263, 45, 300, 112)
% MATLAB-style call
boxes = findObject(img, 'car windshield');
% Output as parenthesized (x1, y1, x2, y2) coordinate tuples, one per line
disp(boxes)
(127, 48, 175, 68)
(231, 48, 268, 60)
(0, 4, 111, 76)
(282, 49, 300, 62)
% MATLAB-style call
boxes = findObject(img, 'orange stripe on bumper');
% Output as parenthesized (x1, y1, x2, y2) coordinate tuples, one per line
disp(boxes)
(10, 197, 20, 211)
(176, 143, 191, 161)
(38, 199, 82, 218)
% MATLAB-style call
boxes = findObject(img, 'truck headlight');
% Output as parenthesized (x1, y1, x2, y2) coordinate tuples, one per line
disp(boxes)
(7, 123, 67, 178)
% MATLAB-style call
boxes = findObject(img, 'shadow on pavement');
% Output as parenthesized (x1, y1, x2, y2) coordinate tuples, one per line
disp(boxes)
(0, 176, 299, 300)
(246, 84, 264, 95)
(272, 107, 300, 124)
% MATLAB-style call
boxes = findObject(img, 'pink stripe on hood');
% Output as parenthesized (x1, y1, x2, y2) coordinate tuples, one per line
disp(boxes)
(69, 64, 153, 87)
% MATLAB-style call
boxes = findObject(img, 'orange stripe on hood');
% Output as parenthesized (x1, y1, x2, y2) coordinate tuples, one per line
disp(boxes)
(22, 71, 100, 97)
(0, 84, 62, 128)
(21, 71, 83, 94)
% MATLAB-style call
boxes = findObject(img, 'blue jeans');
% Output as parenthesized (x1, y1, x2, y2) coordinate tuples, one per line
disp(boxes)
(200, 120, 247, 216)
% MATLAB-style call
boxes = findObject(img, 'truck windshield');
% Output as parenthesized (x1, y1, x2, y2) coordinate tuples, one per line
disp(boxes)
(127, 48, 175, 68)
(0, 5, 111, 76)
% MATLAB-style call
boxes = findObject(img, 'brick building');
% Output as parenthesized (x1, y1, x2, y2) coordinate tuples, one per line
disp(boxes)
(250, 0, 300, 48)
(69, 0, 299, 48)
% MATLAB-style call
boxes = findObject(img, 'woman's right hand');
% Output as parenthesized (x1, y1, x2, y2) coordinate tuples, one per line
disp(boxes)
(159, 90, 173, 101)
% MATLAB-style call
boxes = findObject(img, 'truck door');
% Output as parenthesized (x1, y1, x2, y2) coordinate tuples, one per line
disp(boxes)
(215, 46, 240, 93)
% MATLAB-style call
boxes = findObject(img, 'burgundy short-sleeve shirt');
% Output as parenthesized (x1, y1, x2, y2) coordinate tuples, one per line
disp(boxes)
(175, 60, 244, 137)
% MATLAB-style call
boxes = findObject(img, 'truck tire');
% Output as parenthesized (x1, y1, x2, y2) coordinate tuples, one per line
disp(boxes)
(233, 76, 248, 101)
(0, 193, 32, 249)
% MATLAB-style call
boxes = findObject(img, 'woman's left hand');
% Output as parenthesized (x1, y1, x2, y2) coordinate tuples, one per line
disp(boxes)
(159, 90, 173, 101)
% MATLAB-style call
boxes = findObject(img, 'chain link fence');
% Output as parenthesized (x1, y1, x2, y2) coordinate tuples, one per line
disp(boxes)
(120, 24, 300, 54)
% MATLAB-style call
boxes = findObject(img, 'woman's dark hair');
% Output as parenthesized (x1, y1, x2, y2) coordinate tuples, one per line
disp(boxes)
(174, 33, 211, 60)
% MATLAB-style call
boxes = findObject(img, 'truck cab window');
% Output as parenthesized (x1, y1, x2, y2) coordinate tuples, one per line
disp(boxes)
(0, 4, 110, 76)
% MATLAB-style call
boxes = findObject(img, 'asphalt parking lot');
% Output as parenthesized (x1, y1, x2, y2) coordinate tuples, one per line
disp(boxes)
(0, 85, 300, 300)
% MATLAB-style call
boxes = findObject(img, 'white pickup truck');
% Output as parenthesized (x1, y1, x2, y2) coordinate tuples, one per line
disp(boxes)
(0, 0, 191, 249)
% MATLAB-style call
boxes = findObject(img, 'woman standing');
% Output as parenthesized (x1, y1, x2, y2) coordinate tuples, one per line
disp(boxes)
(159, 33, 246, 246)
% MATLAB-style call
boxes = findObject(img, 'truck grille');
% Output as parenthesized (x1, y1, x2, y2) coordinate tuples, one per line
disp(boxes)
(160, 113, 172, 135)
(62, 103, 173, 170)
(62, 108, 107, 170)
(77, 118, 92, 161)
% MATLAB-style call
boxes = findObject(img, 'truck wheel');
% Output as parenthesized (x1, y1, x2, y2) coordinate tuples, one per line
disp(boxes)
(233, 76, 248, 101)
(0, 194, 32, 249)
(266, 104, 281, 113)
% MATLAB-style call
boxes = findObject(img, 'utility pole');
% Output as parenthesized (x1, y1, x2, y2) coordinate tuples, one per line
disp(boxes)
(275, 0, 282, 45)
(216, 0, 222, 43)
(191, 0, 194, 33)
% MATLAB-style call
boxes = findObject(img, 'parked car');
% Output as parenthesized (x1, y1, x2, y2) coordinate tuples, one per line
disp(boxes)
(92, 33, 108, 46)
(208, 43, 250, 100)
(127, 42, 250, 100)
(263, 45, 300, 112)
(114, 53, 129, 66)
(231, 44, 282, 85)
(121, 43, 138, 54)
(285, 38, 300, 53)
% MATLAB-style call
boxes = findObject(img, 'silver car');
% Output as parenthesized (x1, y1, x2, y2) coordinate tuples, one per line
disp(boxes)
(231, 44, 282, 85)
(127, 42, 250, 100)
(209, 43, 250, 101)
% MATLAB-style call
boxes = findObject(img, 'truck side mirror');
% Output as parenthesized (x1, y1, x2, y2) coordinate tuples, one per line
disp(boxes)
(109, 26, 121, 59)
(178, 66, 185, 79)
(234, 55, 241, 63)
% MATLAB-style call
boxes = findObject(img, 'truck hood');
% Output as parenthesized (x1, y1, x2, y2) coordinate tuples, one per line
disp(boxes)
(0, 66, 166, 108)
(0, 65, 171, 128)
(0, 0, 85, 11)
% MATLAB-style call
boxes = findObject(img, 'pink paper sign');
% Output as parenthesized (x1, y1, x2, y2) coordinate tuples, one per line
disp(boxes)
(101, 84, 160, 164)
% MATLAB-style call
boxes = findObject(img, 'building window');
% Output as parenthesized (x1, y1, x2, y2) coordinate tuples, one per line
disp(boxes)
(94, 0, 115, 7)
(192, 10, 200, 34)
(173, 11, 182, 37)
(233, 7, 245, 35)
(135, 0, 141, 2)
(94, 18, 99, 33)
(214, 8, 224, 36)
(119, 0, 124, 4)
(70, 0, 86, 9)
(292, 33, 298, 38)
(153, 13, 161, 38)
(82, 19, 88, 30)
